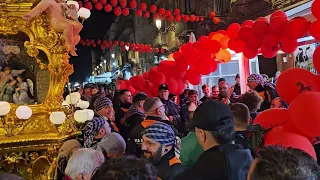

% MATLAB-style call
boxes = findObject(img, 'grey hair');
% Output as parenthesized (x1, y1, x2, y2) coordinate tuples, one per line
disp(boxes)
(143, 97, 160, 112)
(0, 173, 25, 180)
(65, 148, 105, 179)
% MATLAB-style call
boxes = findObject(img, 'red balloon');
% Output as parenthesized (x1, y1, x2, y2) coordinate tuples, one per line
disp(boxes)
(158, 60, 173, 75)
(130, 75, 145, 91)
(119, 80, 127, 90)
(114, 6, 122, 16)
(183, 47, 199, 66)
(242, 20, 255, 27)
(96, 39, 101, 45)
(158, 8, 165, 15)
(119, 0, 127, 7)
(153, 13, 159, 20)
(110, 0, 117, 7)
(122, 8, 129, 16)
(246, 35, 262, 50)
(150, 66, 158, 72)
(283, 17, 310, 39)
(270, 16, 288, 35)
(254, 108, 290, 130)
(243, 45, 258, 59)
(148, 70, 166, 86)
(104, 4, 112, 12)
(175, 15, 181, 22)
(92, 43, 96, 47)
(226, 23, 241, 40)
(78, 1, 83, 8)
(312, 0, 320, 19)
(167, 15, 174, 22)
(276, 68, 320, 103)
(174, 8, 180, 15)
(261, 44, 278, 58)
(144, 12, 150, 18)
(129, 0, 137, 8)
(150, 4, 157, 13)
(183, 16, 190, 22)
(189, 14, 196, 22)
(270, 10, 287, 20)
(263, 33, 280, 48)
(209, 12, 216, 18)
(165, 10, 172, 17)
(186, 69, 201, 85)
(84, 2, 92, 10)
(95, 2, 103, 10)
(238, 26, 254, 42)
(252, 17, 269, 37)
(289, 92, 320, 138)
(135, 9, 142, 17)
(140, 2, 147, 11)
(208, 40, 221, 54)
(264, 128, 317, 160)
(309, 20, 320, 41)
(280, 38, 298, 54)
(143, 72, 149, 79)
(176, 79, 185, 95)
(127, 86, 136, 95)
(228, 39, 245, 53)
(165, 77, 178, 94)
(313, 46, 320, 73)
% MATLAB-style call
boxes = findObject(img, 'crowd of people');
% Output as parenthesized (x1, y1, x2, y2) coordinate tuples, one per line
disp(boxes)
(3, 73, 320, 180)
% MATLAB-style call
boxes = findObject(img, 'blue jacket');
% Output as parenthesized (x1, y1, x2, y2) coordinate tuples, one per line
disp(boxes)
(160, 99, 184, 135)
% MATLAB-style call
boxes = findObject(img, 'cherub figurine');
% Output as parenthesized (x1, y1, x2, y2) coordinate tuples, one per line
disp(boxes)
(23, 0, 83, 56)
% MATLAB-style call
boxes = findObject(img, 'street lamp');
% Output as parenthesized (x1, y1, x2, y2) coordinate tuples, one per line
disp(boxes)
(111, 53, 115, 58)
(125, 45, 129, 51)
(156, 19, 161, 30)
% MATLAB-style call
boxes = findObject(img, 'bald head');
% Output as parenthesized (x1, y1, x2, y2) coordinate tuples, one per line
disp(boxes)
(143, 97, 161, 113)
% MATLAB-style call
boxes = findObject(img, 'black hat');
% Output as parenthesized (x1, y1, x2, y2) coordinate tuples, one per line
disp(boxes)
(159, 84, 168, 91)
(133, 92, 148, 104)
(193, 100, 234, 131)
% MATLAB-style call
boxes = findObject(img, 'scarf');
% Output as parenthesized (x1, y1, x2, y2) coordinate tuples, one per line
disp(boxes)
(247, 74, 274, 89)
(122, 105, 145, 122)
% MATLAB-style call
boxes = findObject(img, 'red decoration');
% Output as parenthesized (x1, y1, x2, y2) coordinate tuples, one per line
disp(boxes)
(153, 13, 159, 20)
(104, 4, 112, 12)
(114, 41, 118, 46)
(114, 6, 122, 16)
(167, 15, 174, 22)
(158, 8, 165, 15)
(280, 38, 297, 54)
(130, 75, 145, 91)
(313, 46, 320, 73)
(199, 17, 204, 22)
(186, 69, 201, 85)
(243, 45, 258, 59)
(144, 11, 150, 18)
(311, 0, 320, 19)
(254, 108, 290, 129)
(165, 10, 171, 17)
(176, 79, 185, 95)
(97, 39, 101, 45)
(262, 33, 280, 48)
(165, 77, 178, 94)
(92, 43, 97, 47)
(94, 2, 103, 11)
(110, 0, 117, 7)
(160, 15, 166, 20)
(78, 1, 83, 8)
(252, 17, 269, 37)
(309, 20, 320, 40)
(270, 16, 288, 35)
(174, 8, 180, 15)
(84, 2, 92, 10)
(226, 23, 241, 40)
(155, 48, 159, 53)
(175, 15, 181, 22)
(136, 9, 142, 17)
(183, 15, 190, 22)
(119, 0, 127, 8)
(261, 44, 278, 58)
(264, 128, 317, 160)
(129, 0, 137, 9)
(160, 48, 165, 53)
(125, 42, 130, 46)
(276, 68, 320, 103)
(209, 12, 216, 18)
(101, 45, 105, 50)
(283, 17, 310, 39)
(219, 36, 229, 49)
(228, 39, 245, 53)
(246, 35, 262, 50)
(140, 2, 147, 11)
(270, 10, 287, 20)
(108, 40, 113, 46)
(100, 0, 106, 5)
(148, 4, 156, 13)
(212, 17, 220, 24)
(289, 92, 320, 138)
(120, 41, 124, 46)
(122, 8, 129, 16)
(148, 71, 166, 87)
(92, 0, 98, 4)
(189, 14, 196, 22)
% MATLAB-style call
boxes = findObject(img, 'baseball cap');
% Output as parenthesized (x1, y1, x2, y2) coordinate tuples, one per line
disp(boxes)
(193, 100, 234, 131)
(159, 84, 168, 91)
(133, 92, 148, 104)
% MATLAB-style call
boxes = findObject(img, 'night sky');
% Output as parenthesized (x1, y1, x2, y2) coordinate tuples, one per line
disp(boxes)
(69, 8, 114, 83)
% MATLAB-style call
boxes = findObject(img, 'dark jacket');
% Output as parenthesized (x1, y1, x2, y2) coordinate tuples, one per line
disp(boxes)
(160, 99, 183, 134)
(233, 83, 241, 95)
(121, 105, 145, 139)
(174, 144, 253, 180)
(157, 149, 184, 180)
(200, 96, 211, 103)
(250, 112, 259, 123)
(254, 84, 277, 112)
(126, 116, 176, 157)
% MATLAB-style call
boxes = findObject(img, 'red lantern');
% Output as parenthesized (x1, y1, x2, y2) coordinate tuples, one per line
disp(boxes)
(175, 15, 181, 22)
(209, 11, 216, 18)
(78, 1, 83, 8)
(114, 41, 119, 46)
(104, 4, 112, 12)
(129, 0, 137, 9)
(165, 10, 171, 17)
(110, 0, 117, 7)
(84, 2, 92, 10)
(167, 15, 174, 22)
(276, 68, 320, 103)
(283, 17, 310, 39)
(155, 48, 159, 53)
(100, 0, 106, 5)
(160, 48, 165, 53)
(212, 17, 220, 24)
(158, 8, 165, 15)
(289, 92, 320, 138)
(242, 20, 255, 27)
(226, 23, 241, 40)
(135, 9, 142, 17)
(150, 4, 157, 13)
(140, 2, 147, 11)
(119, 0, 127, 8)
(186, 69, 201, 85)
(102, 40, 107, 46)
(311, 0, 320, 19)
(174, 8, 180, 15)
(92, 43, 97, 47)
(199, 17, 204, 22)
(122, 8, 129, 16)
(108, 40, 113, 46)
(252, 17, 269, 37)
(309, 20, 320, 41)
(181, 14, 185, 18)
(101, 45, 105, 50)
(189, 14, 196, 22)
(196, 17, 199, 22)
(153, 13, 159, 20)
(114, 6, 122, 16)
(313, 46, 320, 73)
(280, 38, 298, 54)
(120, 41, 124, 46)
(125, 42, 130, 46)
(144, 11, 150, 18)
(183, 15, 190, 22)
(243, 45, 258, 59)
(92, 0, 98, 4)
(97, 39, 101, 45)
(90, 39, 95, 44)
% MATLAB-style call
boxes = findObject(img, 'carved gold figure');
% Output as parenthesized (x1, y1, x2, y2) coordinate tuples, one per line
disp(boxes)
(0, 1, 81, 179)
(24, 0, 83, 56)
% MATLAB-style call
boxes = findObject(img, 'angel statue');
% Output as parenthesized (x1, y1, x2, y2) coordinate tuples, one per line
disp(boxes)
(0, 67, 25, 95)
(23, 0, 83, 56)
(13, 75, 34, 105)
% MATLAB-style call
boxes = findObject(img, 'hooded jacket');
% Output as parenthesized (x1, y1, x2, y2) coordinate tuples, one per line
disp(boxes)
(174, 144, 253, 180)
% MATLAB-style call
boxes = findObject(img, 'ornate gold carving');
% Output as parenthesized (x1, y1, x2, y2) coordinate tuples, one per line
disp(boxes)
(0, 2, 80, 179)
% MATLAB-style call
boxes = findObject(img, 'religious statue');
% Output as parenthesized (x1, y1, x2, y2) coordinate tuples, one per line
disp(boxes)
(13, 75, 34, 105)
(0, 79, 17, 103)
(0, 67, 25, 94)
(23, 0, 83, 56)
